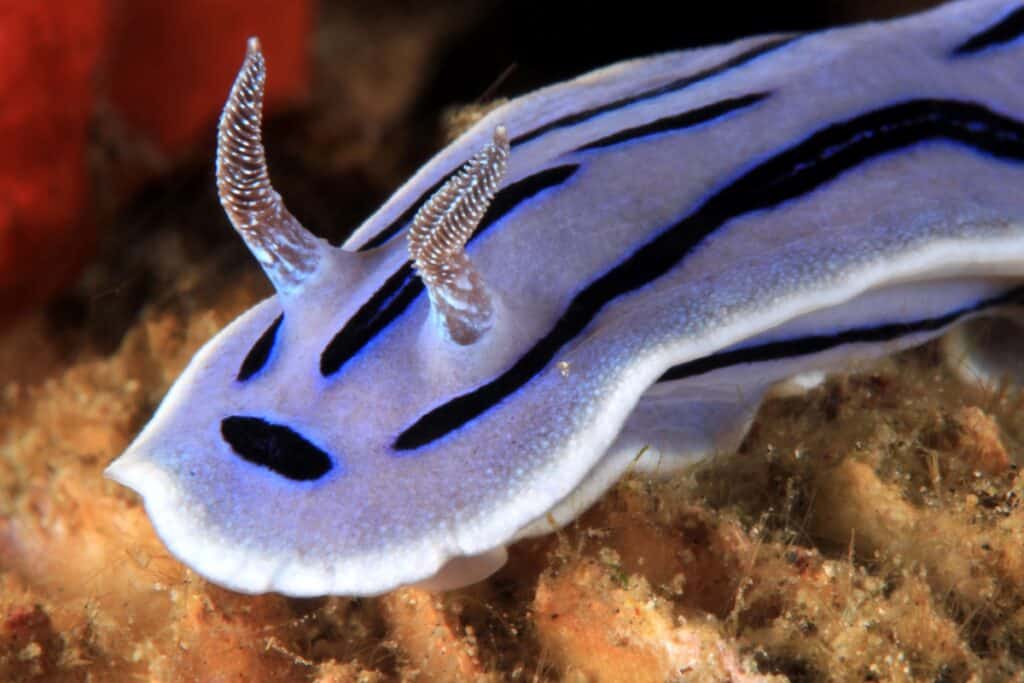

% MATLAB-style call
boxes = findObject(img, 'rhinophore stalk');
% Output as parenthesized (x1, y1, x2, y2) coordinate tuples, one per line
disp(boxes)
(408, 126, 509, 344)
(217, 38, 320, 295)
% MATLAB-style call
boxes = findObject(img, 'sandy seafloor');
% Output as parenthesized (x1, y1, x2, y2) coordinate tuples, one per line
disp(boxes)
(6, 1, 1024, 681)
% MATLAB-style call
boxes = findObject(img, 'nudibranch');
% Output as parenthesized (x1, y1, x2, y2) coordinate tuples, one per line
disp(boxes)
(107, 0, 1024, 596)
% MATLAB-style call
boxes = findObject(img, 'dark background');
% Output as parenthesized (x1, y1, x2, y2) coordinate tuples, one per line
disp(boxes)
(3, 0, 947, 373)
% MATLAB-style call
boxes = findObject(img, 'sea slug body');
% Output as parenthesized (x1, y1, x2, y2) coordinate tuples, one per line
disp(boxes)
(108, 0, 1024, 596)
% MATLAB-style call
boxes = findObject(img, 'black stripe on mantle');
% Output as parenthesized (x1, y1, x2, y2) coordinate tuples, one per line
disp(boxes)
(658, 286, 1024, 383)
(394, 98, 1024, 451)
(953, 4, 1024, 55)
(512, 37, 794, 147)
(572, 92, 769, 153)
(237, 314, 284, 382)
(327, 92, 773, 377)
(320, 165, 579, 377)
(358, 35, 796, 251)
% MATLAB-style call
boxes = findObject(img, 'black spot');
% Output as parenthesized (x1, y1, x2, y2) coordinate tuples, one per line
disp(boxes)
(237, 315, 283, 381)
(221, 416, 333, 481)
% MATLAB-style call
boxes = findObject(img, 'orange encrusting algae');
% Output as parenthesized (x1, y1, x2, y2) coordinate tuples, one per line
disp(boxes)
(0, 0, 107, 322)
(0, 0, 312, 321)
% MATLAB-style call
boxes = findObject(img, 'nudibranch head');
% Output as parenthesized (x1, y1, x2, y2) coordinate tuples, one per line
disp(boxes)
(105, 39, 546, 596)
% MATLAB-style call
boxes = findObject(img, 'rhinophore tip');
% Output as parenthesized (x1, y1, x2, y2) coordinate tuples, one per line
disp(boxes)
(408, 125, 509, 344)
(217, 38, 320, 295)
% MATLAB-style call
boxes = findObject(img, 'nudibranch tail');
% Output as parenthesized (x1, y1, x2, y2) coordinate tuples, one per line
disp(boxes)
(217, 37, 321, 295)
(408, 126, 509, 344)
